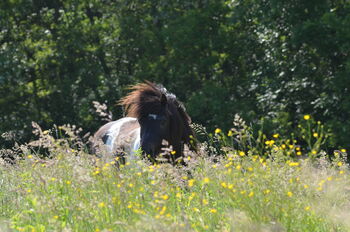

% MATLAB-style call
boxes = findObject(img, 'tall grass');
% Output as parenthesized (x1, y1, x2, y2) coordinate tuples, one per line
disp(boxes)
(0, 116, 349, 231)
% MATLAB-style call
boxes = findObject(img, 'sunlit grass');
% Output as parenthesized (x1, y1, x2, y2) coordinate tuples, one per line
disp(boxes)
(0, 117, 349, 231)
(0, 146, 349, 231)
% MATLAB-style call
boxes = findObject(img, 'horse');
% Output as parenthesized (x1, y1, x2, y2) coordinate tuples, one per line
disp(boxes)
(92, 81, 195, 164)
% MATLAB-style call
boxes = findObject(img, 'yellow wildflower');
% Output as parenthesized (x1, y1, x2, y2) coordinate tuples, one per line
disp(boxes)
(189, 192, 196, 200)
(289, 162, 299, 167)
(303, 115, 311, 120)
(265, 140, 275, 146)
(337, 162, 343, 167)
(153, 192, 159, 198)
(341, 149, 347, 153)
(318, 180, 325, 186)
(98, 202, 105, 208)
(305, 206, 311, 211)
(215, 128, 222, 134)
(273, 133, 279, 138)
(171, 150, 176, 155)
(202, 199, 209, 205)
(227, 130, 233, 137)
(93, 169, 100, 175)
(287, 191, 293, 197)
(159, 206, 166, 215)
(203, 177, 210, 184)
(225, 161, 232, 168)
(210, 208, 217, 213)
(239, 151, 245, 157)
(248, 192, 254, 197)
(221, 182, 227, 188)
(188, 179, 195, 187)
(313, 132, 318, 138)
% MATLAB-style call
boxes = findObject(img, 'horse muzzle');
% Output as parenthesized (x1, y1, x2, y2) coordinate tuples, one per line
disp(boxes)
(141, 144, 160, 162)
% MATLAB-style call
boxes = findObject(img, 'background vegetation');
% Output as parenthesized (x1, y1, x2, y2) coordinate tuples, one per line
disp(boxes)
(1, 0, 350, 149)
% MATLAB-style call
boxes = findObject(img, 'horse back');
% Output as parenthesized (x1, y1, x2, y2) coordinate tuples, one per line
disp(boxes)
(92, 117, 140, 156)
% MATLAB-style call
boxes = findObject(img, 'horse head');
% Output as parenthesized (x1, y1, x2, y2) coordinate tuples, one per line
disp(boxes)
(138, 93, 170, 160)
(119, 81, 195, 163)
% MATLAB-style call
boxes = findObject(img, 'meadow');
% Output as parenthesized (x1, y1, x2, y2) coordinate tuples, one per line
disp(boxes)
(0, 116, 349, 232)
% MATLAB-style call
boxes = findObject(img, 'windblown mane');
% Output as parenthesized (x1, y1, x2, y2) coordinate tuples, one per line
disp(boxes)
(119, 81, 165, 118)
(119, 82, 183, 118)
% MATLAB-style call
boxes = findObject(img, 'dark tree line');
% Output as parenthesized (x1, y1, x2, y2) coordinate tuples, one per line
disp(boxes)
(1, 0, 350, 149)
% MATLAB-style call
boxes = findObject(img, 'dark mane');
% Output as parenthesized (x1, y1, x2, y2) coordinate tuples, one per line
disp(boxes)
(119, 81, 167, 118)
(119, 82, 183, 118)
(119, 81, 195, 151)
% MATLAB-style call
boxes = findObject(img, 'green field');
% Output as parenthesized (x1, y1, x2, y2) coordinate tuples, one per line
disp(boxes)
(1, 118, 349, 232)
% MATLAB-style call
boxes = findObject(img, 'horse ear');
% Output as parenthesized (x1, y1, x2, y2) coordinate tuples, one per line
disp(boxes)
(161, 93, 167, 106)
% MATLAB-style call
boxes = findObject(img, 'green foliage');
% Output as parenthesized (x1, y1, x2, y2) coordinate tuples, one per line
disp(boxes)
(1, 0, 350, 149)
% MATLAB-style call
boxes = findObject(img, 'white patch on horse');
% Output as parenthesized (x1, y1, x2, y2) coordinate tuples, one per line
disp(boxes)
(105, 117, 136, 153)
(129, 127, 141, 160)
(148, 114, 158, 120)
(132, 128, 141, 153)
